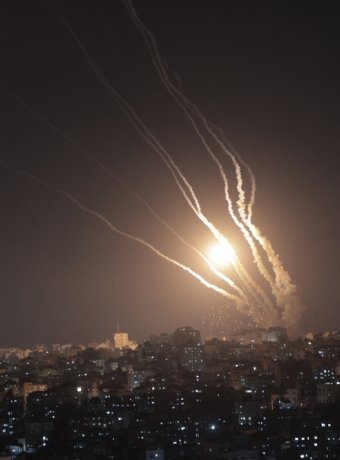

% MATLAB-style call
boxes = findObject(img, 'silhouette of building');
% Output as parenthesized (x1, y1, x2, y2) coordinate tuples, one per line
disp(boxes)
(172, 326, 201, 345)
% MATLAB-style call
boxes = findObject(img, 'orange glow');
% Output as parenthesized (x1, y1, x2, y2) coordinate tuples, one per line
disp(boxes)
(209, 241, 236, 267)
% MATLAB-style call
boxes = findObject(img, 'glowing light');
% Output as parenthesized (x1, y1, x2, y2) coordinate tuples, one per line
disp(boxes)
(209, 242, 236, 267)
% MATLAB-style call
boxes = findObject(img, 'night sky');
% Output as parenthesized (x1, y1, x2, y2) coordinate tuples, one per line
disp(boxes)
(1, 1, 339, 346)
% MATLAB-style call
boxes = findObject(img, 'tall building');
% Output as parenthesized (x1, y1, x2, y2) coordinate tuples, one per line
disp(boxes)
(113, 332, 129, 349)
(317, 383, 339, 404)
(265, 327, 287, 342)
(180, 344, 204, 372)
(231, 327, 287, 345)
(172, 326, 201, 345)
(113, 332, 138, 350)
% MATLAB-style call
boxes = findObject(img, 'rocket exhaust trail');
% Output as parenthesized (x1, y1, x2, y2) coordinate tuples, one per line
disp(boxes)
(47, 2, 201, 216)
(152, 65, 257, 220)
(208, 122, 302, 326)
(210, 125, 257, 220)
(0, 159, 243, 305)
(194, 123, 301, 326)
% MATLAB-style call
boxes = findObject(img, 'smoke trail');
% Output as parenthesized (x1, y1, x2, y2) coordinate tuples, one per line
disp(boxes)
(207, 124, 257, 221)
(47, 1, 202, 216)
(214, 130, 305, 328)
(209, 124, 305, 328)
(246, 221, 306, 331)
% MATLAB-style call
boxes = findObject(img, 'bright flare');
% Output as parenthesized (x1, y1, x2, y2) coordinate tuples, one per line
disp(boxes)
(209, 241, 236, 267)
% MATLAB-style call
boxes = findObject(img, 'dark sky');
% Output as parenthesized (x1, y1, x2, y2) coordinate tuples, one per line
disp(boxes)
(1, 0, 339, 346)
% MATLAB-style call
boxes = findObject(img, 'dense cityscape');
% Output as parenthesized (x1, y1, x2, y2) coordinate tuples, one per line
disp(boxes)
(1, 327, 340, 459)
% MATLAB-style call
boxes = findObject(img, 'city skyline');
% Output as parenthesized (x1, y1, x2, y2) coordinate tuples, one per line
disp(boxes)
(0, 322, 332, 355)
(1, 322, 340, 459)
(1, 1, 339, 346)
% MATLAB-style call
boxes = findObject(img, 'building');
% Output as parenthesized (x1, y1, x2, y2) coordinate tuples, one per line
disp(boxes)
(113, 333, 129, 349)
(172, 326, 201, 345)
(235, 401, 263, 425)
(23, 382, 48, 411)
(229, 327, 287, 345)
(317, 383, 339, 404)
(180, 344, 204, 372)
